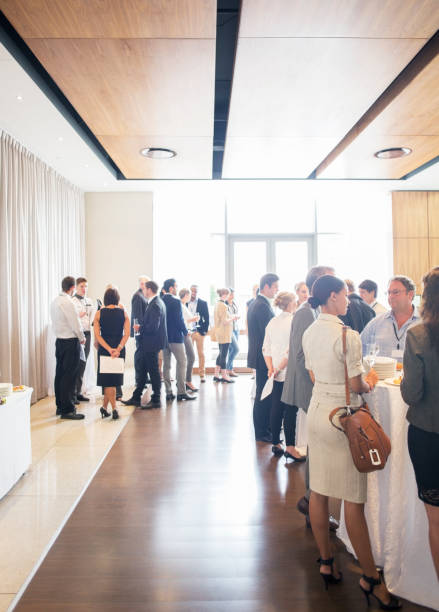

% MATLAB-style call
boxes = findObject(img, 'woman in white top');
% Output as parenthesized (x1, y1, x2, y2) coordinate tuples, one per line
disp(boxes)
(179, 288, 200, 393)
(263, 292, 304, 460)
(302, 276, 399, 609)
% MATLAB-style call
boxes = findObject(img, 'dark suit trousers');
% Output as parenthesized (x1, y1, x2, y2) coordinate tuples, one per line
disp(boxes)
(253, 362, 272, 439)
(133, 350, 161, 402)
(270, 381, 298, 445)
(134, 336, 145, 391)
(55, 338, 80, 414)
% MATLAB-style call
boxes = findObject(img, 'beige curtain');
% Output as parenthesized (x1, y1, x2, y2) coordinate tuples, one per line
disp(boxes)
(0, 131, 85, 401)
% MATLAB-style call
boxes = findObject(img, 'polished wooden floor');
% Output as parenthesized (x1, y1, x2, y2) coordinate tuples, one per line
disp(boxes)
(15, 377, 430, 612)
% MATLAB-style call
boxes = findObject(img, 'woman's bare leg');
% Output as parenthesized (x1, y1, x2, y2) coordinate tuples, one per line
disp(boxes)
(425, 503, 439, 579)
(309, 491, 339, 576)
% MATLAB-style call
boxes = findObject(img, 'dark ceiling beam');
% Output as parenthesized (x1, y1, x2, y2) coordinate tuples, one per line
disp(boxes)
(0, 10, 124, 180)
(212, 0, 241, 179)
(309, 29, 439, 180)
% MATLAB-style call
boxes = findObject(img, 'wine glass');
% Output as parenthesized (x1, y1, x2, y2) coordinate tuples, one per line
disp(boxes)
(366, 343, 379, 367)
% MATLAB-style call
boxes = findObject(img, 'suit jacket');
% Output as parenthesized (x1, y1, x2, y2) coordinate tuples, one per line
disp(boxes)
(247, 294, 274, 369)
(340, 293, 375, 333)
(162, 293, 187, 344)
(130, 289, 148, 337)
(281, 301, 317, 411)
(192, 298, 209, 335)
(140, 296, 168, 352)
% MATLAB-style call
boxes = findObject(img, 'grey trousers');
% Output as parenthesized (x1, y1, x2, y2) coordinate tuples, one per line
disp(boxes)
(183, 334, 195, 382)
(163, 343, 187, 395)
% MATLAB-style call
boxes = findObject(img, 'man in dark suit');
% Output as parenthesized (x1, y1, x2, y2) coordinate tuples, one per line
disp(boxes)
(136, 280, 168, 408)
(122, 275, 150, 406)
(247, 273, 279, 442)
(162, 278, 196, 402)
(188, 284, 210, 382)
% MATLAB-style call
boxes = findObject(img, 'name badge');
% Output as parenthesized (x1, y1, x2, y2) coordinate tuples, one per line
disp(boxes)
(392, 349, 403, 359)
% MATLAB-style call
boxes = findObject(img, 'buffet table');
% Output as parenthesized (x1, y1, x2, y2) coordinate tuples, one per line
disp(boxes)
(0, 387, 32, 499)
(338, 383, 439, 611)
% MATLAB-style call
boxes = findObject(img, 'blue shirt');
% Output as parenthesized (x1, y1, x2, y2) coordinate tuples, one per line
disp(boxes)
(360, 307, 420, 361)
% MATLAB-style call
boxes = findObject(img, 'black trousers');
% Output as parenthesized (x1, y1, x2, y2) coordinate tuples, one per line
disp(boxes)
(253, 362, 272, 439)
(134, 336, 145, 390)
(270, 381, 298, 445)
(75, 331, 91, 397)
(133, 350, 161, 402)
(216, 342, 230, 369)
(55, 338, 80, 415)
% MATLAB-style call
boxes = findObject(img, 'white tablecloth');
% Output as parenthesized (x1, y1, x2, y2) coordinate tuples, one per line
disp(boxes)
(338, 383, 439, 611)
(0, 387, 32, 499)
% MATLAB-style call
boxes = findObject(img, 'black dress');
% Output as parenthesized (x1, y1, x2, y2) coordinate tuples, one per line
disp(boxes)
(97, 307, 126, 388)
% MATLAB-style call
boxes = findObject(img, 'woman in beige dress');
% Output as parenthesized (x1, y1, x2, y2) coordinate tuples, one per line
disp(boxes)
(302, 275, 400, 610)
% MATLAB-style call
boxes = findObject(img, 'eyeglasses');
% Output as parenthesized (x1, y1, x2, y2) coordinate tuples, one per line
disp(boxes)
(386, 290, 407, 296)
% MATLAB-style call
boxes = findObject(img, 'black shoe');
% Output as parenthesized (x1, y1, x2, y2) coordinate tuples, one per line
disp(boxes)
(297, 495, 309, 516)
(213, 376, 222, 382)
(177, 393, 196, 401)
(100, 407, 110, 418)
(360, 574, 401, 609)
(142, 400, 161, 409)
(121, 397, 140, 407)
(256, 436, 273, 443)
(318, 557, 342, 590)
(112, 409, 119, 420)
(74, 399, 80, 405)
(166, 393, 176, 401)
(186, 384, 199, 392)
(272, 445, 284, 457)
(200, 377, 206, 383)
(77, 394, 89, 402)
(221, 377, 235, 383)
(61, 412, 85, 420)
(284, 451, 306, 462)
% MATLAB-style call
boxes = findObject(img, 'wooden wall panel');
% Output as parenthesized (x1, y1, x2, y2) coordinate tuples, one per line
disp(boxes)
(428, 239, 439, 268)
(393, 238, 429, 291)
(427, 192, 439, 237)
(392, 191, 428, 238)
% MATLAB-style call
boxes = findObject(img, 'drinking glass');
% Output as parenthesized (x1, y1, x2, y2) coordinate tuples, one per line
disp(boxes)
(366, 343, 379, 366)
(134, 317, 140, 336)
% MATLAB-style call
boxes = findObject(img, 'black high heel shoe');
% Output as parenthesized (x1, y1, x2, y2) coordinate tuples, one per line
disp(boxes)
(112, 409, 119, 420)
(271, 445, 284, 457)
(100, 407, 110, 418)
(284, 451, 306, 462)
(317, 557, 342, 590)
(360, 574, 401, 609)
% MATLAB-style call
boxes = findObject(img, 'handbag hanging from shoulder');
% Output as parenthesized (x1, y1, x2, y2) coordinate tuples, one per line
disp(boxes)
(329, 326, 391, 474)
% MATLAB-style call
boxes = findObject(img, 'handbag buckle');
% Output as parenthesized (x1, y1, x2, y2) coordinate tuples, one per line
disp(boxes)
(369, 448, 381, 466)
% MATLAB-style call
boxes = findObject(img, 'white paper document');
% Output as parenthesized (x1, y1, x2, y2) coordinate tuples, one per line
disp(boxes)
(261, 374, 274, 400)
(100, 356, 124, 374)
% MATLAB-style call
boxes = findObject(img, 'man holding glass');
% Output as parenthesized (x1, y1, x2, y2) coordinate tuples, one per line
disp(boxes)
(72, 276, 94, 403)
(361, 275, 420, 361)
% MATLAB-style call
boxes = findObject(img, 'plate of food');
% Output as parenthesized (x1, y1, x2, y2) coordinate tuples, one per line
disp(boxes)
(384, 377, 402, 387)
(12, 385, 26, 392)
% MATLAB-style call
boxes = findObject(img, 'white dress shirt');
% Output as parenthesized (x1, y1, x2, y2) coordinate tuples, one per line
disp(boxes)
(262, 311, 293, 381)
(188, 298, 198, 316)
(51, 293, 85, 342)
(182, 303, 195, 331)
(72, 294, 94, 332)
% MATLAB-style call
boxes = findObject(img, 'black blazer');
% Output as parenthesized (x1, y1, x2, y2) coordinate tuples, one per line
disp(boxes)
(191, 298, 209, 335)
(162, 293, 187, 343)
(340, 293, 375, 333)
(130, 289, 148, 337)
(140, 296, 168, 352)
(247, 294, 274, 369)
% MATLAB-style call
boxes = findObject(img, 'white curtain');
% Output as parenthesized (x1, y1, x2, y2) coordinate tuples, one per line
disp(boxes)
(0, 131, 85, 402)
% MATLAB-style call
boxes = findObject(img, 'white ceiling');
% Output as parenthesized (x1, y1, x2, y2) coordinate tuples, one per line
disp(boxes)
(1, 40, 439, 193)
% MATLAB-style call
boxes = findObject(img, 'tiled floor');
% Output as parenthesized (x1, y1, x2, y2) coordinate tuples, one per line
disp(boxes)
(0, 381, 135, 612)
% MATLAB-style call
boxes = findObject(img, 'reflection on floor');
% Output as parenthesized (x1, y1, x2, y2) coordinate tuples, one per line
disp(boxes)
(0, 383, 135, 612)
(9, 376, 429, 612)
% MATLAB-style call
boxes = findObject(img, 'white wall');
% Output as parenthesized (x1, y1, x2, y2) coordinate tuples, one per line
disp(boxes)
(85, 191, 153, 365)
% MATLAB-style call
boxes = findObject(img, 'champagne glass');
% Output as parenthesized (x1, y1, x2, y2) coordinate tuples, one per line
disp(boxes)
(366, 343, 379, 367)
(133, 317, 140, 336)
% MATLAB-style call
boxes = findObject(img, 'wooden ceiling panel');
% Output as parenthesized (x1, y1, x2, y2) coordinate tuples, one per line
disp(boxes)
(239, 0, 439, 39)
(0, 0, 216, 38)
(98, 136, 212, 179)
(319, 54, 439, 179)
(26, 38, 215, 137)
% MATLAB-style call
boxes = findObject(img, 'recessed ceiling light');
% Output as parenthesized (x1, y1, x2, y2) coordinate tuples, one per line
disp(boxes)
(16, 95, 23, 101)
(84, 164, 89, 168)
(140, 147, 176, 159)
(58, 136, 64, 142)
(374, 147, 412, 159)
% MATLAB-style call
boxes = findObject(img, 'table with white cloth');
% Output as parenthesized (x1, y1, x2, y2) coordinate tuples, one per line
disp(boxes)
(0, 387, 32, 499)
(338, 382, 439, 611)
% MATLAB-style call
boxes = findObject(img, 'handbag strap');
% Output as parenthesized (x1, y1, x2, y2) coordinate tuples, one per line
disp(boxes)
(342, 326, 351, 407)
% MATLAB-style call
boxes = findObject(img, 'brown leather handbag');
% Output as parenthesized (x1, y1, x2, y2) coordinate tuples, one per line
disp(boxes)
(329, 326, 391, 473)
